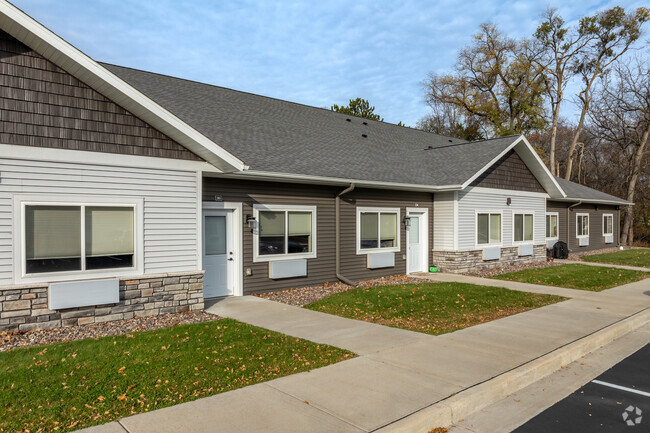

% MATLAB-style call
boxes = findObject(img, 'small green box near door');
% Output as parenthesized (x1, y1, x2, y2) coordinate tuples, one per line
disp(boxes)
(429, 266, 438, 273)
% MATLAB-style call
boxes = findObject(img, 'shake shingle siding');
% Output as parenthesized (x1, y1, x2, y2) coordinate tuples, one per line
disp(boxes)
(470, 150, 545, 193)
(0, 31, 202, 161)
(202, 178, 433, 294)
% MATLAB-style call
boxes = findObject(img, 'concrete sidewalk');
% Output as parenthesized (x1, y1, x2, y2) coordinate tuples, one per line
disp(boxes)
(563, 259, 650, 272)
(77, 277, 650, 433)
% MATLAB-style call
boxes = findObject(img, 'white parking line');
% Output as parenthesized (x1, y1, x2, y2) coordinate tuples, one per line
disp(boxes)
(592, 380, 650, 398)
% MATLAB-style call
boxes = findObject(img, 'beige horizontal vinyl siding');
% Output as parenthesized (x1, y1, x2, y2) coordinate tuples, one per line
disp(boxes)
(0, 156, 199, 284)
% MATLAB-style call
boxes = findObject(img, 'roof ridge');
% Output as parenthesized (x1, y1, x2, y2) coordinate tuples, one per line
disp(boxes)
(99, 61, 462, 142)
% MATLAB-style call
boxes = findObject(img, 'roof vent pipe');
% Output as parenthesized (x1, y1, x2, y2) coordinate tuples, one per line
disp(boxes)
(336, 183, 356, 286)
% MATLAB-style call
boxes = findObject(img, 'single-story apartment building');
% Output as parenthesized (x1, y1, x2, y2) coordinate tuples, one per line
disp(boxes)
(0, 2, 631, 331)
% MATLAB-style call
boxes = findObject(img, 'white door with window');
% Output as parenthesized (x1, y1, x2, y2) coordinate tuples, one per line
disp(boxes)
(407, 210, 428, 274)
(203, 210, 234, 298)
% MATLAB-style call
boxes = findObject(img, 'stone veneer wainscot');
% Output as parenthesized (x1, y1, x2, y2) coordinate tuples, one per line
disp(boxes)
(0, 271, 205, 332)
(431, 245, 546, 273)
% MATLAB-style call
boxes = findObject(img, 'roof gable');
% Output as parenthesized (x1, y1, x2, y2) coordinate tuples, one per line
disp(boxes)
(470, 149, 545, 193)
(0, 1, 244, 172)
(0, 30, 202, 161)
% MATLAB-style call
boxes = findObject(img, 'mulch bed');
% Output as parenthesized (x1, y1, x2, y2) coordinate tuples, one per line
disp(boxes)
(464, 260, 565, 278)
(568, 246, 623, 260)
(254, 275, 427, 307)
(0, 311, 219, 352)
(465, 247, 628, 278)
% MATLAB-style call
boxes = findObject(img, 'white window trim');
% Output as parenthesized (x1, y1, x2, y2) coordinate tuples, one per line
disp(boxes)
(576, 213, 589, 238)
(12, 194, 144, 284)
(602, 213, 614, 236)
(512, 211, 535, 245)
(545, 212, 559, 240)
(356, 207, 401, 255)
(252, 204, 317, 263)
(475, 210, 504, 249)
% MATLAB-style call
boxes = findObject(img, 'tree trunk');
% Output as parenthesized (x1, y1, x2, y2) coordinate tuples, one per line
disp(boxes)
(620, 124, 649, 245)
(564, 101, 589, 180)
(549, 106, 559, 175)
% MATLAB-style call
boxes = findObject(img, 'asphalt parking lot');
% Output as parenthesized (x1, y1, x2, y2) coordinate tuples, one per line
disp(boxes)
(515, 344, 649, 432)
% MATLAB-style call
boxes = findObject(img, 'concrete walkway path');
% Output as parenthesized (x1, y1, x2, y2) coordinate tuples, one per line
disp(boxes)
(77, 277, 650, 433)
(205, 295, 430, 355)
(413, 272, 595, 299)
(563, 259, 649, 272)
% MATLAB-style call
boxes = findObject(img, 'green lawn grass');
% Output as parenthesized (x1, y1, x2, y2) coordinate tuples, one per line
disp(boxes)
(0, 319, 353, 433)
(492, 264, 648, 291)
(582, 249, 650, 268)
(304, 282, 563, 335)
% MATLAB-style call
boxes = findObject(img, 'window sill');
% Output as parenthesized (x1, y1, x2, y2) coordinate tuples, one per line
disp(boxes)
(253, 253, 316, 263)
(356, 247, 400, 255)
(14, 267, 143, 285)
(475, 243, 502, 249)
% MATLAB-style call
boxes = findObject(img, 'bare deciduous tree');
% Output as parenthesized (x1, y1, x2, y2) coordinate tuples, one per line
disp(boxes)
(564, 6, 649, 180)
(534, 8, 595, 176)
(423, 23, 547, 138)
(588, 59, 650, 244)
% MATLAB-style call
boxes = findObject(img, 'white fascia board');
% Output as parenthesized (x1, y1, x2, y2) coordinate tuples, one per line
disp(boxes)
(515, 137, 566, 198)
(0, 2, 245, 173)
(207, 170, 464, 192)
(460, 135, 566, 199)
(0, 143, 215, 172)
(468, 186, 550, 198)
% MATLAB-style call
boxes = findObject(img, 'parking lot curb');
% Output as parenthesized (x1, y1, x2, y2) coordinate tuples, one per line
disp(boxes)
(375, 307, 650, 433)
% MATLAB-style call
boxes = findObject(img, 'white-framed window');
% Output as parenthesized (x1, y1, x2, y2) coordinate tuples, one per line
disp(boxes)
(603, 214, 613, 236)
(546, 212, 559, 239)
(513, 212, 534, 243)
(16, 196, 143, 282)
(576, 213, 589, 238)
(356, 207, 400, 254)
(476, 212, 502, 246)
(253, 204, 317, 262)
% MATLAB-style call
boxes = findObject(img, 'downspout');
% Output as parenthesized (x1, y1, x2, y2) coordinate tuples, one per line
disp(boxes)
(336, 183, 356, 286)
(567, 201, 582, 246)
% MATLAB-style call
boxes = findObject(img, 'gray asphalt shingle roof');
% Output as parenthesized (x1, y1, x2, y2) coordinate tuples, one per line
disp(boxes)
(554, 177, 630, 205)
(102, 63, 519, 187)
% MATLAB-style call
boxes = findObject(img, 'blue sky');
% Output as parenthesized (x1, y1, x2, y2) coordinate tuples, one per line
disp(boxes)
(12, 0, 647, 126)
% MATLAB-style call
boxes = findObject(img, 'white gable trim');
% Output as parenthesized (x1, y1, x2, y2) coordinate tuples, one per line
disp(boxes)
(0, 2, 246, 173)
(460, 135, 565, 199)
(0, 143, 215, 172)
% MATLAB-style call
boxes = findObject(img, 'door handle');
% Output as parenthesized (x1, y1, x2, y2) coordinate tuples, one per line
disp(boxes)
(227, 258, 234, 261)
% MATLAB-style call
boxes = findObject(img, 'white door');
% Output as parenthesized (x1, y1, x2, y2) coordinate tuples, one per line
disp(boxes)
(407, 211, 427, 274)
(203, 210, 234, 298)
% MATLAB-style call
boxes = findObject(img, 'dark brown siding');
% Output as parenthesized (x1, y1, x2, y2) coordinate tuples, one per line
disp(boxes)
(471, 150, 545, 193)
(547, 201, 620, 252)
(202, 178, 434, 294)
(0, 31, 202, 160)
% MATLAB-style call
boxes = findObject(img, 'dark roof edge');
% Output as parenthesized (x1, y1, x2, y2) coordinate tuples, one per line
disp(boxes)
(549, 198, 633, 206)
(206, 170, 464, 192)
